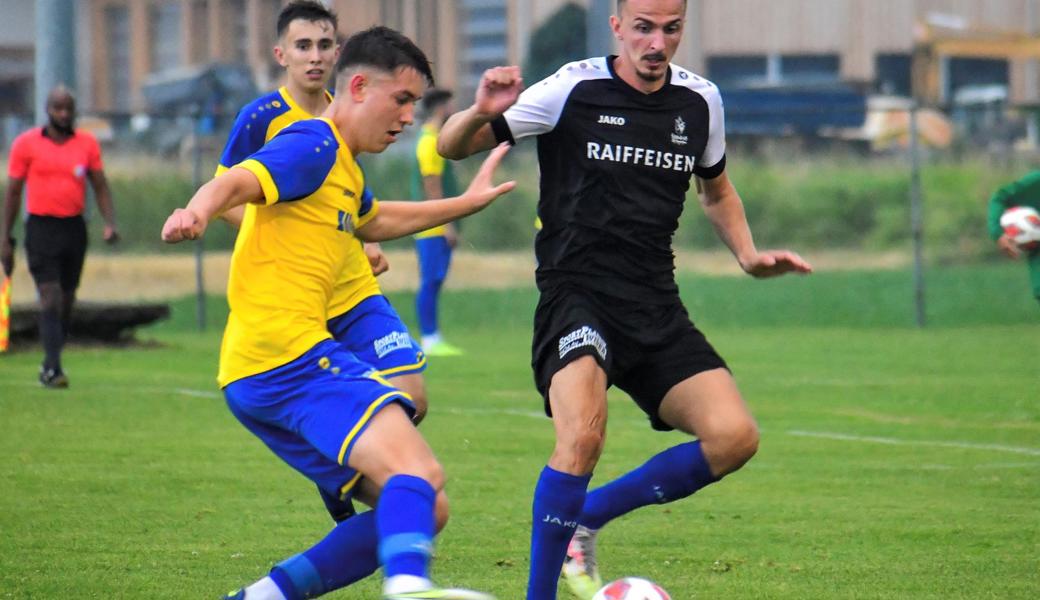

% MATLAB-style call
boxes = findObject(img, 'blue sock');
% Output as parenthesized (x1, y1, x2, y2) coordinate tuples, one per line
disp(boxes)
(580, 441, 718, 530)
(377, 474, 436, 579)
(416, 279, 442, 337)
(527, 466, 591, 600)
(268, 509, 380, 599)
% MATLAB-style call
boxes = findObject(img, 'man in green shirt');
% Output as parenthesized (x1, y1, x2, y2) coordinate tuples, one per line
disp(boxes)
(987, 170, 1040, 304)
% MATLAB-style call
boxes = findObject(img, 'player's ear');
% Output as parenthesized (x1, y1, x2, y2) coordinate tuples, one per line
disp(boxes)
(610, 15, 622, 40)
(348, 72, 368, 101)
(273, 43, 287, 67)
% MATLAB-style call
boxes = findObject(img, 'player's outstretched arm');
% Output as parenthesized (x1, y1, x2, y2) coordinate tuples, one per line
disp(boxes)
(699, 172, 813, 278)
(161, 168, 263, 243)
(218, 204, 247, 229)
(358, 144, 516, 242)
(438, 66, 523, 159)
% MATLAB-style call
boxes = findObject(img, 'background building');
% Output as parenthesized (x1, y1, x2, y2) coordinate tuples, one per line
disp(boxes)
(0, 1, 34, 116)
(0, 0, 1035, 122)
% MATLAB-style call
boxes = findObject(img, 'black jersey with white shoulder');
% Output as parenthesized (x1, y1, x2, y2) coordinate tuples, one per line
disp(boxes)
(492, 56, 726, 302)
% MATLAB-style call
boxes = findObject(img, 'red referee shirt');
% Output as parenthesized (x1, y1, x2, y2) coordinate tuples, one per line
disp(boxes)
(7, 128, 103, 218)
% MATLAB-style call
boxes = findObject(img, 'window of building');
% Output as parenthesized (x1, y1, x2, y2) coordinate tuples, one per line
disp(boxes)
(105, 5, 131, 111)
(875, 53, 911, 96)
(779, 54, 840, 84)
(706, 55, 768, 87)
(948, 57, 1009, 93)
(150, 1, 182, 73)
(459, 0, 509, 99)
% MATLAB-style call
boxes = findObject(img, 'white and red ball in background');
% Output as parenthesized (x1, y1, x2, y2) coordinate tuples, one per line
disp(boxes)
(1000, 206, 1040, 251)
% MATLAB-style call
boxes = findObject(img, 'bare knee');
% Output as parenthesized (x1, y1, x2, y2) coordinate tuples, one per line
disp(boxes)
(702, 418, 759, 476)
(407, 458, 445, 492)
(433, 491, 450, 533)
(550, 426, 605, 475)
(384, 452, 445, 492)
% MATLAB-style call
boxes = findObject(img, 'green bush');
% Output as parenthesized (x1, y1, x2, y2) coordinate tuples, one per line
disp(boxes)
(1, 152, 1027, 260)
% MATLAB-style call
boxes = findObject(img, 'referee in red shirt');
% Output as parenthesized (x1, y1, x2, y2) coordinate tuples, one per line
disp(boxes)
(1, 86, 119, 388)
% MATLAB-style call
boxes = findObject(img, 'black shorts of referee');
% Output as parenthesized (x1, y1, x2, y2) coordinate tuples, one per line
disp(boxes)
(25, 214, 88, 292)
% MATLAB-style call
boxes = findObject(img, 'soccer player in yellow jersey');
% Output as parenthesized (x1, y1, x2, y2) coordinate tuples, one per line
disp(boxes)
(411, 88, 465, 357)
(161, 27, 514, 600)
(215, 0, 429, 524)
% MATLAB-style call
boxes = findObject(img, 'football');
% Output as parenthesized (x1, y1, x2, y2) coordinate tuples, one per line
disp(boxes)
(592, 577, 671, 600)
(999, 206, 1040, 250)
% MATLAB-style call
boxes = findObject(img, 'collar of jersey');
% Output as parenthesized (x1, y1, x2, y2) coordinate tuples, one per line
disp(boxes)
(279, 85, 334, 117)
(315, 117, 352, 161)
(605, 54, 674, 102)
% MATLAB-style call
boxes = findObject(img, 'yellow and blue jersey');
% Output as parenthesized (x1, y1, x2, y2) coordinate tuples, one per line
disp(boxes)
(215, 86, 333, 176)
(218, 118, 380, 386)
(216, 86, 381, 322)
(410, 123, 458, 239)
(215, 87, 334, 242)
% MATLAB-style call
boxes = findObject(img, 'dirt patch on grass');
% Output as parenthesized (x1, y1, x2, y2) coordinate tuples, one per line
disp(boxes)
(6, 249, 909, 303)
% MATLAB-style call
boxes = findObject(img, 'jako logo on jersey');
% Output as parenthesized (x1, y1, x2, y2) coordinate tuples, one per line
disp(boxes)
(337, 210, 354, 233)
(374, 331, 411, 358)
(597, 114, 626, 126)
(559, 325, 607, 360)
(586, 142, 697, 173)
(671, 115, 688, 146)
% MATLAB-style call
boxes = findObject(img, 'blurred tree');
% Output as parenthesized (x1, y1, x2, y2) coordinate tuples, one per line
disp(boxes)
(523, 3, 588, 83)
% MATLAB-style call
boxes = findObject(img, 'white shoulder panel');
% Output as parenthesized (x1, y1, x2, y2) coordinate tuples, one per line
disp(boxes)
(504, 57, 613, 140)
(670, 64, 726, 170)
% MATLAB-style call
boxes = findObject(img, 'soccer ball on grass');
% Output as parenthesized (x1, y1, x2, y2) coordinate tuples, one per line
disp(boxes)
(592, 577, 671, 600)
(999, 206, 1040, 251)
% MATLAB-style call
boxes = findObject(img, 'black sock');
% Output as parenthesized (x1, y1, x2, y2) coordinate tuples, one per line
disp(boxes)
(39, 308, 64, 371)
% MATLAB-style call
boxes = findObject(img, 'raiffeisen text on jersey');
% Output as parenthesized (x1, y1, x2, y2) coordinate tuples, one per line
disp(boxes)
(585, 142, 697, 173)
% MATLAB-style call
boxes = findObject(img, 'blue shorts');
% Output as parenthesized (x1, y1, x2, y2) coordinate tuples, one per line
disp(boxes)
(223, 339, 414, 500)
(416, 236, 453, 283)
(327, 295, 426, 378)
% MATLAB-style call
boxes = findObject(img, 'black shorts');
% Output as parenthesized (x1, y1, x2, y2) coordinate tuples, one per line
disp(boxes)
(532, 285, 728, 431)
(25, 215, 88, 292)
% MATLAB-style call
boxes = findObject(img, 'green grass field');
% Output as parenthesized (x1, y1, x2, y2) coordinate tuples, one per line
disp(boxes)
(1, 263, 1037, 599)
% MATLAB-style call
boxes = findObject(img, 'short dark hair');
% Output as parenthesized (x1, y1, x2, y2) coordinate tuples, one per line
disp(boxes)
(336, 26, 435, 87)
(422, 88, 453, 112)
(277, 1, 338, 39)
(617, 0, 687, 10)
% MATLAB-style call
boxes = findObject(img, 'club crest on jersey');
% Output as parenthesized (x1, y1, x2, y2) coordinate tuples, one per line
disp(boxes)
(671, 116, 688, 146)
(597, 114, 626, 126)
(558, 325, 607, 361)
(336, 210, 354, 233)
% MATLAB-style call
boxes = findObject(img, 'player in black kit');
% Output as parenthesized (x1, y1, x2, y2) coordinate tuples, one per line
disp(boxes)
(439, 1, 812, 598)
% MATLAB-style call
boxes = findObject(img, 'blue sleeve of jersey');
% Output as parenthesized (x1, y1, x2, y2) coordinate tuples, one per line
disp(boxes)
(359, 187, 375, 218)
(244, 122, 338, 203)
(218, 107, 269, 170)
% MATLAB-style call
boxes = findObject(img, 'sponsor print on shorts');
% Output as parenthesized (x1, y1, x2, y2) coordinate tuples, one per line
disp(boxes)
(558, 325, 607, 361)
(374, 331, 412, 358)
